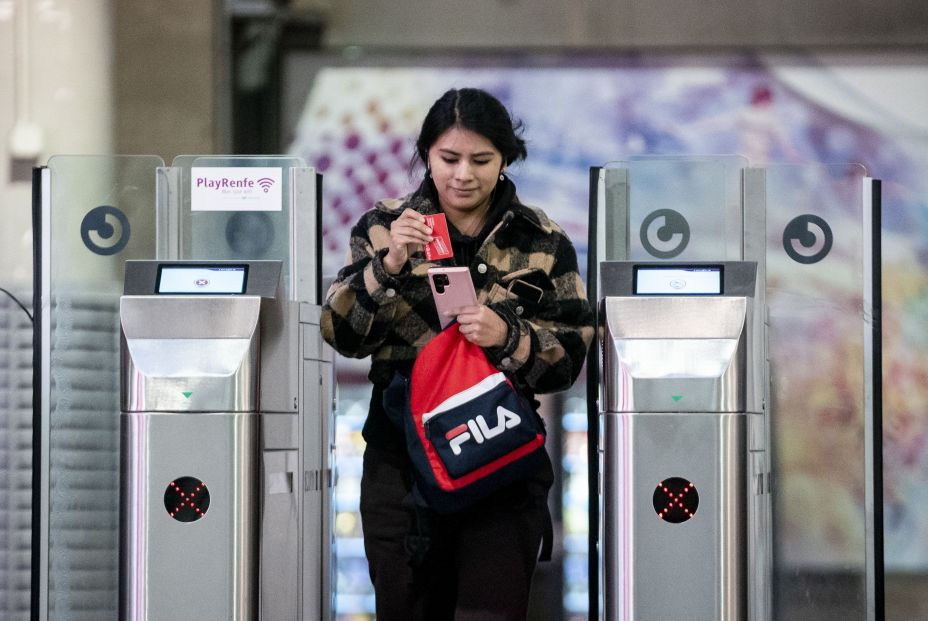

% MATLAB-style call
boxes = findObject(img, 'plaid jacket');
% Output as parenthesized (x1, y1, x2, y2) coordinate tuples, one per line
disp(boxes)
(321, 185, 594, 395)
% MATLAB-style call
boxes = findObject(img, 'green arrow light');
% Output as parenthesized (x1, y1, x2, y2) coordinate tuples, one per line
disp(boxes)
(182, 391, 193, 399)
(671, 395, 683, 402)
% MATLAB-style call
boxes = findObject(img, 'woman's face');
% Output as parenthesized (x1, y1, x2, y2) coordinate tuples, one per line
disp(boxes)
(427, 127, 504, 218)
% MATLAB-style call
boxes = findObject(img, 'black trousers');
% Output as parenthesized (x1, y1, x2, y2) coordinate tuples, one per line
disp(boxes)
(359, 444, 552, 621)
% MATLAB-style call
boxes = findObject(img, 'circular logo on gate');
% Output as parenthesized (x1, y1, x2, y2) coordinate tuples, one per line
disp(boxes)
(653, 477, 699, 523)
(164, 476, 210, 522)
(782, 214, 833, 264)
(640, 209, 690, 259)
(80, 205, 131, 255)
(195, 278, 209, 287)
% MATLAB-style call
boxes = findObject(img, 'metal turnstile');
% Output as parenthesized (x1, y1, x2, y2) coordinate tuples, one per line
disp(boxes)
(600, 261, 767, 620)
(119, 260, 334, 620)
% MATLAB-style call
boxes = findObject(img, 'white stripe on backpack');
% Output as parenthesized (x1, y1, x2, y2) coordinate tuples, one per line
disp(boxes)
(421, 372, 507, 423)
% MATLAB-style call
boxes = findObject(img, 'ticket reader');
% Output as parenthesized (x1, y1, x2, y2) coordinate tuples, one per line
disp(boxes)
(600, 262, 766, 620)
(119, 260, 334, 620)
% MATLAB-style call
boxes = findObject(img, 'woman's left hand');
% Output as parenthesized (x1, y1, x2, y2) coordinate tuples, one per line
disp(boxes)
(454, 305, 509, 348)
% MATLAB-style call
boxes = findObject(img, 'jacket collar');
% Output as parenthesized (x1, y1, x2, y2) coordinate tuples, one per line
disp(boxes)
(505, 201, 549, 233)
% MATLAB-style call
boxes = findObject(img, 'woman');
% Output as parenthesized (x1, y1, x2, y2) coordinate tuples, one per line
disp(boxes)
(321, 87, 594, 620)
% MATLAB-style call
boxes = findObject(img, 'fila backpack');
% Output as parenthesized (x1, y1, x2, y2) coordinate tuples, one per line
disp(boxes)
(383, 322, 547, 514)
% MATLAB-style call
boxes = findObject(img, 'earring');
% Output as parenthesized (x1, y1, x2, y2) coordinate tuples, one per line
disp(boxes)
(499, 172, 505, 181)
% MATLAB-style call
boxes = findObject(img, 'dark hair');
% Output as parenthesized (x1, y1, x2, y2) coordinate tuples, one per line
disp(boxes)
(414, 88, 527, 171)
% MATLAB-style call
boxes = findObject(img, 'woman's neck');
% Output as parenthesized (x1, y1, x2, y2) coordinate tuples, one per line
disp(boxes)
(443, 200, 491, 237)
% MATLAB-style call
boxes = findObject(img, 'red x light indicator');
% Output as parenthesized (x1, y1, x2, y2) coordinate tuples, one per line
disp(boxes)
(653, 477, 698, 523)
(164, 476, 210, 522)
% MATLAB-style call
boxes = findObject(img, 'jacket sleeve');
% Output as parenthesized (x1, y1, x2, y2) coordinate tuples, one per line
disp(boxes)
(320, 215, 409, 359)
(484, 231, 594, 394)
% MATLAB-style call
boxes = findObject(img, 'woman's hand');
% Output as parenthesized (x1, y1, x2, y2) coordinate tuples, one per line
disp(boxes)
(454, 305, 509, 348)
(384, 208, 432, 274)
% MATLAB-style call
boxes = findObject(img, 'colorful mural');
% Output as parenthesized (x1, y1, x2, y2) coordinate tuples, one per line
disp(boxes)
(287, 55, 928, 617)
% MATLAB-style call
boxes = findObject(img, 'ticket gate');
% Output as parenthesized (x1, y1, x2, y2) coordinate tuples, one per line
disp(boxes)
(600, 261, 767, 620)
(119, 260, 334, 620)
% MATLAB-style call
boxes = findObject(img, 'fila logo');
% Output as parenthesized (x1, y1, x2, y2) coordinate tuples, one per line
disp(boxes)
(445, 407, 521, 456)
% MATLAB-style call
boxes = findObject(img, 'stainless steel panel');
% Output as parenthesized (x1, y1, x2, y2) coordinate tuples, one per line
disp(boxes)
(300, 303, 331, 363)
(302, 328, 323, 361)
(747, 411, 766, 452)
(301, 312, 336, 620)
(302, 360, 324, 621)
(742, 169, 769, 419)
(748, 449, 772, 621)
(602, 296, 747, 413)
(258, 299, 300, 414)
(299, 301, 321, 325)
(320, 357, 336, 621)
(602, 295, 748, 339)
(120, 412, 258, 621)
(121, 338, 258, 412)
(262, 413, 299, 450)
(260, 449, 300, 621)
(291, 168, 321, 304)
(603, 412, 746, 620)
(744, 173, 772, 621)
(120, 297, 261, 413)
(120, 296, 262, 339)
(600, 167, 630, 263)
(156, 165, 182, 260)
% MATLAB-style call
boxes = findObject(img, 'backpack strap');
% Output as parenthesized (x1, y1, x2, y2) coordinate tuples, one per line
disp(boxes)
(532, 482, 554, 563)
(403, 491, 432, 568)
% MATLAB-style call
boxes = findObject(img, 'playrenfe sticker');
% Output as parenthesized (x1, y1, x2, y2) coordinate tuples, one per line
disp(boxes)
(191, 167, 282, 211)
(423, 213, 453, 260)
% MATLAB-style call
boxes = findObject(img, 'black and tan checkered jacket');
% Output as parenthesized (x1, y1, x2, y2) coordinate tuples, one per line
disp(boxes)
(321, 186, 594, 396)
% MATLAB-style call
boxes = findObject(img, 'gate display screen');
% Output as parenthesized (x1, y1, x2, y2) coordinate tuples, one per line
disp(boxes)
(156, 265, 248, 294)
(634, 265, 722, 295)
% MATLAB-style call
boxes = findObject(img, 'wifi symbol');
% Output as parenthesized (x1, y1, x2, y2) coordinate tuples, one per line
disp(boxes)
(257, 177, 275, 193)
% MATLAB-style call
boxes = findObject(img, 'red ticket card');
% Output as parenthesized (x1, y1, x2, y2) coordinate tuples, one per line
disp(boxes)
(423, 213, 453, 261)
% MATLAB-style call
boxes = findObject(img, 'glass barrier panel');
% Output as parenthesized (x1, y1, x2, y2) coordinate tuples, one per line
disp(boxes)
(167, 155, 306, 298)
(44, 155, 162, 620)
(763, 163, 872, 619)
(601, 155, 747, 263)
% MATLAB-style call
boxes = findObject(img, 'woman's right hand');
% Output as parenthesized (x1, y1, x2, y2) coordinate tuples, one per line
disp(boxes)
(383, 208, 433, 274)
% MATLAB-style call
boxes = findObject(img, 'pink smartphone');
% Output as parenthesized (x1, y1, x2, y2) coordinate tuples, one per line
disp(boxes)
(427, 267, 478, 329)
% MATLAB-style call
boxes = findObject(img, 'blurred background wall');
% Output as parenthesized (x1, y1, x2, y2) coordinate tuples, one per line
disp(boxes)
(1, 0, 113, 286)
(1, 0, 926, 619)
